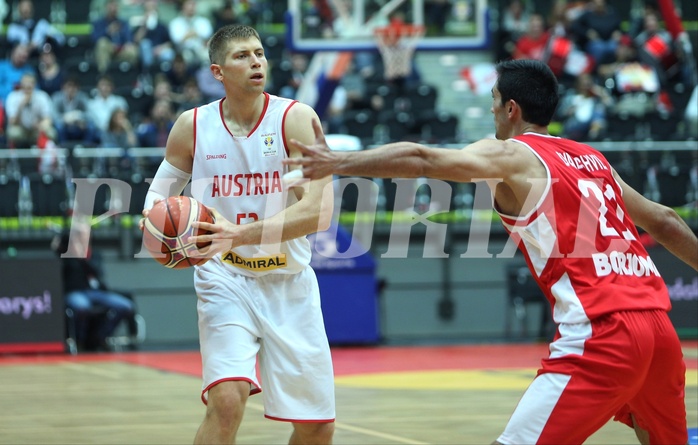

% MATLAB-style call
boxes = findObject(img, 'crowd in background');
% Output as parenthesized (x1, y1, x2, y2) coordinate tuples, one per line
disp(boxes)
(498, 0, 697, 141)
(0, 0, 696, 156)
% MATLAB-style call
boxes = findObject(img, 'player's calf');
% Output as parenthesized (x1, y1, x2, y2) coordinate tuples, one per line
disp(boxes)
(290, 421, 334, 445)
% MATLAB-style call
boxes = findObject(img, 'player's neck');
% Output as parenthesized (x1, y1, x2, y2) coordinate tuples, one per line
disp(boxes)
(516, 123, 549, 137)
(221, 93, 267, 135)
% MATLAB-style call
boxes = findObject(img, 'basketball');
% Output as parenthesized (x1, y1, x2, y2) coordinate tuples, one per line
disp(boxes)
(142, 196, 215, 269)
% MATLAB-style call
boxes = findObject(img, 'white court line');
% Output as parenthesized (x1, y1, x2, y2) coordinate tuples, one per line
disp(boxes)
(245, 401, 428, 445)
(332, 422, 429, 445)
(60, 362, 123, 379)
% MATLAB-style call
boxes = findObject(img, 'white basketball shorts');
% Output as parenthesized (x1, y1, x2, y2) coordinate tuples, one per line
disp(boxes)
(194, 264, 335, 422)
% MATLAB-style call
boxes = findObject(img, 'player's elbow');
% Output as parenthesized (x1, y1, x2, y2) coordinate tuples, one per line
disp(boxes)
(316, 212, 332, 233)
(644, 205, 683, 241)
(413, 145, 440, 178)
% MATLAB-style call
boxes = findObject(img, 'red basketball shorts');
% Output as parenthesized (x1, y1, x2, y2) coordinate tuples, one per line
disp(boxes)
(497, 309, 687, 444)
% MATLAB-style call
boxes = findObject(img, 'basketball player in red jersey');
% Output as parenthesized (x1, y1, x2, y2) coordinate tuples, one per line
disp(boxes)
(283, 59, 698, 444)
(141, 25, 335, 444)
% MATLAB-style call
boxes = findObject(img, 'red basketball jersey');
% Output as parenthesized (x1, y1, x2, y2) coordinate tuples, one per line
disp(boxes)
(497, 133, 670, 323)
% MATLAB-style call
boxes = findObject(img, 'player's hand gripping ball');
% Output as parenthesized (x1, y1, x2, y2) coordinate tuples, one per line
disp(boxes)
(142, 196, 215, 269)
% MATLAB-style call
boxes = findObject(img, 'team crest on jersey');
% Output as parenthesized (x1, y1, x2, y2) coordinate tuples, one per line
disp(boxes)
(261, 133, 277, 157)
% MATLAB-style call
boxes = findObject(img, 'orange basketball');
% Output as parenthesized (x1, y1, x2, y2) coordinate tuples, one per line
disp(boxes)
(142, 196, 215, 269)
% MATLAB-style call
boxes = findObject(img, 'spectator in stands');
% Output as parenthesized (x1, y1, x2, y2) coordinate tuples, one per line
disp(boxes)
(101, 108, 137, 150)
(570, 0, 622, 65)
(164, 52, 197, 94)
(556, 72, 611, 141)
(238, 0, 265, 25)
(136, 99, 175, 148)
(131, 0, 175, 75)
(136, 74, 177, 121)
(168, 0, 213, 68)
(339, 58, 370, 111)
(51, 226, 136, 352)
(633, 10, 680, 88)
(52, 77, 96, 145)
(87, 75, 129, 141)
(512, 14, 549, 61)
(326, 84, 348, 134)
(545, 0, 588, 74)
(175, 79, 206, 117)
(496, 0, 530, 60)
(548, 0, 587, 38)
(0, 44, 35, 101)
(278, 53, 309, 100)
(303, 0, 335, 39)
(91, 0, 140, 74)
(5, 72, 56, 148)
(6, 0, 64, 56)
(629, 1, 659, 40)
(151, 75, 176, 105)
(36, 46, 64, 96)
(597, 34, 640, 81)
(597, 36, 661, 120)
(502, 0, 530, 43)
(195, 65, 226, 102)
(212, 1, 245, 29)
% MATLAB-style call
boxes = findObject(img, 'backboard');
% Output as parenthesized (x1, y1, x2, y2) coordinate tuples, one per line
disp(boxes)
(286, 0, 490, 52)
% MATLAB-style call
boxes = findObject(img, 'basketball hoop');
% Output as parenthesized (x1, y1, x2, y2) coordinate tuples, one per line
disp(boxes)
(374, 23, 425, 81)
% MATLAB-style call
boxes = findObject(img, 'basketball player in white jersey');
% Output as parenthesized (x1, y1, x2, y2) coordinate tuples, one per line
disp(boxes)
(284, 59, 698, 444)
(141, 25, 335, 444)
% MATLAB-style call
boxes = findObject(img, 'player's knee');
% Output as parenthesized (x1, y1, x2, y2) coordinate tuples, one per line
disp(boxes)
(293, 421, 334, 444)
(206, 381, 249, 425)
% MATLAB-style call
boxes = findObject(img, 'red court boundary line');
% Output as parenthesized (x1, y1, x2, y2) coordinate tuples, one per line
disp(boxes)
(1, 342, 695, 377)
(0, 342, 65, 354)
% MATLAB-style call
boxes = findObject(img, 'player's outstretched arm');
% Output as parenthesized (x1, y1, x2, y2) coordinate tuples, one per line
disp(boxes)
(615, 169, 698, 271)
(284, 119, 531, 185)
(284, 119, 443, 179)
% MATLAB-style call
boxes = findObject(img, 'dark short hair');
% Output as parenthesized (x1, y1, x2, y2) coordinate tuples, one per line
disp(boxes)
(63, 76, 80, 87)
(495, 59, 559, 126)
(208, 25, 262, 65)
(97, 74, 114, 85)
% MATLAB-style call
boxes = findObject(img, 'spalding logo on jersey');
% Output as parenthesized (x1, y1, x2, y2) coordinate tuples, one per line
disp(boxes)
(261, 133, 277, 157)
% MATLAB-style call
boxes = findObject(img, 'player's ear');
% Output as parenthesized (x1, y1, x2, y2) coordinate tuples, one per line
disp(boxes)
(210, 64, 223, 81)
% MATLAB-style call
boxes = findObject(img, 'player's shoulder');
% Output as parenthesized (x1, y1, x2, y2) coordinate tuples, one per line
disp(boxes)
(174, 108, 196, 128)
(469, 137, 545, 178)
(465, 137, 516, 157)
(168, 108, 199, 143)
(282, 98, 317, 120)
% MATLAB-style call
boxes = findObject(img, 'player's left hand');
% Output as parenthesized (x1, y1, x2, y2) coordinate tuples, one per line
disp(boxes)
(138, 198, 163, 231)
(189, 207, 236, 260)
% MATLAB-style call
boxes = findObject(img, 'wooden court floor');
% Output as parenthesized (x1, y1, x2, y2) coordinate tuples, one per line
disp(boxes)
(0, 342, 696, 444)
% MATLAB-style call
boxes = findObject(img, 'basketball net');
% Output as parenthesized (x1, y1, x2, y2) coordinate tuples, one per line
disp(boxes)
(374, 22, 425, 81)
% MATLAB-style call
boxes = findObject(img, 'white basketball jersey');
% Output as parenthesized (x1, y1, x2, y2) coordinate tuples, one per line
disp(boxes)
(190, 93, 311, 277)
